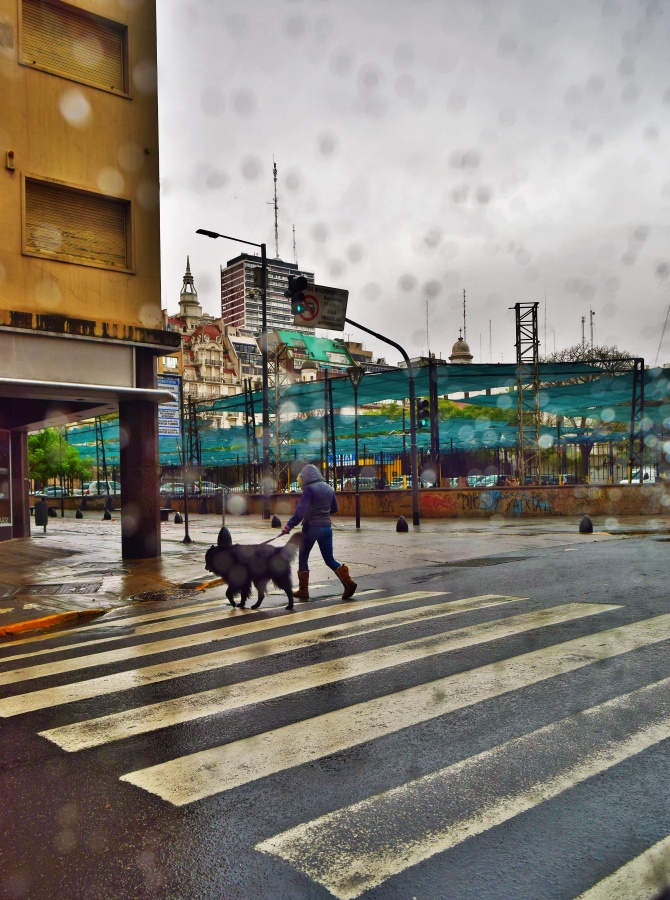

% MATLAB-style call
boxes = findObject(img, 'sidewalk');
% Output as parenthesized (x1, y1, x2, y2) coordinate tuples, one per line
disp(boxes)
(1, 510, 667, 638)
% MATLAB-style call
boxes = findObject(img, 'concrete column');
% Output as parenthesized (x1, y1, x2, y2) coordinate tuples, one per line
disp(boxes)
(10, 431, 30, 538)
(119, 349, 161, 559)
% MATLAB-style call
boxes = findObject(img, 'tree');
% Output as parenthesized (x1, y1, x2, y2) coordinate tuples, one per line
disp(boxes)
(541, 343, 635, 479)
(28, 428, 91, 487)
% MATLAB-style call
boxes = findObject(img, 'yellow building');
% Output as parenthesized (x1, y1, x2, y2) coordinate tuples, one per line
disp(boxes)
(0, 0, 180, 554)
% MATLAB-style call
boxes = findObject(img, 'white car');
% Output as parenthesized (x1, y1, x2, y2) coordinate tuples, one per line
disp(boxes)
(620, 469, 656, 484)
(83, 481, 122, 495)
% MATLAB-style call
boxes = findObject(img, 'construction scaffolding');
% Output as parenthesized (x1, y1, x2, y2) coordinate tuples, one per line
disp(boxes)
(512, 302, 542, 481)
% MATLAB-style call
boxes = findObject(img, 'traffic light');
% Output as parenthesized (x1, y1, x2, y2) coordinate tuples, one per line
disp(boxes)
(417, 398, 430, 429)
(252, 267, 265, 289)
(285, 275, 309, 315)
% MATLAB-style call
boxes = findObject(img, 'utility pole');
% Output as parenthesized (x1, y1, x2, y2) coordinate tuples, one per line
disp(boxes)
(590, 309, 595, 349)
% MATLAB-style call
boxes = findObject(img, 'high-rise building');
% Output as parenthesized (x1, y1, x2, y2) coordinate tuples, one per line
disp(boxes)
(220, 253, 315, 335)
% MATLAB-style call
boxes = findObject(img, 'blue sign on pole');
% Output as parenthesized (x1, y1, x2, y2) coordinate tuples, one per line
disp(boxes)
(157, 374, 181, 437)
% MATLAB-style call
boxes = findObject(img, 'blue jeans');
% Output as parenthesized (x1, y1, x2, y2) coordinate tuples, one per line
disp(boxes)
(299, 524, 341, 572)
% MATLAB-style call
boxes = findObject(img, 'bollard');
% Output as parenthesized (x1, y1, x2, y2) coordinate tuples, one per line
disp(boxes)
(396, 515, 409, 533)
(199, 497, 208, 515)
(80, 496, 87, 511)
(103, 509, 112, 521)
(579, 515, 593, 534)
(217, 526, 232, 548)
(271, 514, 282, 529)
(34, 498, 48, 533)
(75, 509, 83, 519)
(48, 506, 58, 518)
(174, 511, 183, 524)
(105, 496, 113, 512)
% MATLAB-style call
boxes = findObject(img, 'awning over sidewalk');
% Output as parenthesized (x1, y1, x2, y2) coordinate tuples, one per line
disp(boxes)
(0, 377, 177, 429)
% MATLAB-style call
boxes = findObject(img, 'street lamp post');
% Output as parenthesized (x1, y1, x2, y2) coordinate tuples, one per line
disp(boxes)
(196, 229, 270, 519)
(346, 365, 365, 529)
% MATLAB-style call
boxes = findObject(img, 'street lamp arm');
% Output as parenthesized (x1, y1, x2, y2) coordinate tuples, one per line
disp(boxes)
(195, 229, 261, 249)
(344, 316, 420, 527)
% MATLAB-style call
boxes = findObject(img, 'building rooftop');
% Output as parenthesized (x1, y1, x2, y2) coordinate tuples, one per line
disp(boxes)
(275, 330, 354, 367)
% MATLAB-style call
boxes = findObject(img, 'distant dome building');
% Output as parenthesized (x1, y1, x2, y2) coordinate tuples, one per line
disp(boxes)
(449, 330, 473, 364)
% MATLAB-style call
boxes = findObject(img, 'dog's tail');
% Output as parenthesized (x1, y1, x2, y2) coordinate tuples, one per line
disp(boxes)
(281, 532, 302, 559)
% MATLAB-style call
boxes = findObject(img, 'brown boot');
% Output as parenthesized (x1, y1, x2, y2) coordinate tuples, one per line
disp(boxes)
(335, 565, 357, 600)
(294, 570, 310, 601)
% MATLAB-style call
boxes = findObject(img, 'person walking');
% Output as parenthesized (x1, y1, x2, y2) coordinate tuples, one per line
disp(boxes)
(281, 463, 357, 601)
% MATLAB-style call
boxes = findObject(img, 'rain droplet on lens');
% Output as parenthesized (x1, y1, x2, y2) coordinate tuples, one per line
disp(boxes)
(331, 51, 353, 76)
(476, 186, 492, 204)
(241, 156, 262, 180)
(347, 244, 363, 263)
(362, 282, 381, 301)
(285, 16, 306, 39)
(312, 222, 328, 243)
(398, 273, 417, 291)
(318, 132, 337, 155)
(424, 229, 441, 248)
(285, 170, 300, 191)
(233, 89, 257, 116)
(447, 90, 467, 112)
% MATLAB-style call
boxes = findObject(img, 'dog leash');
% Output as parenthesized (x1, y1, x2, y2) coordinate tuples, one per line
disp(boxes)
(260, 533, 285, 544)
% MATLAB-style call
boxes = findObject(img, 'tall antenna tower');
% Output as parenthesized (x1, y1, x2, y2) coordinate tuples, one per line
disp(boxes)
(292, 224, 297, 266)
(581, 315, 586, 347)
(589, 309, 595, 348)
(272, 158, 279, 258)
(463, 289, 467, 341)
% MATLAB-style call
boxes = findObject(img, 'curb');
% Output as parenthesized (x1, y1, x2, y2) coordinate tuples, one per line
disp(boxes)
(179, 576, 224, 591)
(0, 608, 109, 638)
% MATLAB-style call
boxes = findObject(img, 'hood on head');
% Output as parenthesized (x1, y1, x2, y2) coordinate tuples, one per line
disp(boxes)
(300, 464, 324, 485)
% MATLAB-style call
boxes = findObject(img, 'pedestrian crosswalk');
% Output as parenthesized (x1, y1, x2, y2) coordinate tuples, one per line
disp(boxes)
(1, 586, 669, 898)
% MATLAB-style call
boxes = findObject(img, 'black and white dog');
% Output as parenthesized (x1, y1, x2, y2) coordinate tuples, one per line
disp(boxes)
(204, 532, 301, 610)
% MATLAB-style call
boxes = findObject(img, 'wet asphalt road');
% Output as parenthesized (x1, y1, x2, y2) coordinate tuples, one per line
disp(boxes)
(1, 533, 670, 899)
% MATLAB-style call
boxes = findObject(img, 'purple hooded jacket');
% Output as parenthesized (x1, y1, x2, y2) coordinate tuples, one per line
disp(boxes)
(285, 464, 338, 530)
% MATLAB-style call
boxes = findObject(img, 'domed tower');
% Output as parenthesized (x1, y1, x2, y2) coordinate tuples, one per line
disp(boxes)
(449, 329, 473, 364)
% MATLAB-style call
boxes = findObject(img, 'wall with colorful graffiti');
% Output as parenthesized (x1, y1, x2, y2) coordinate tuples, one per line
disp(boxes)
(247, 484, 670, 519)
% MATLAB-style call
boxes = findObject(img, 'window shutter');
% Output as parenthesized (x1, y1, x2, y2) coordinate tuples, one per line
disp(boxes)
(22, 0, 126, 93)
(25, 179, 129, 269)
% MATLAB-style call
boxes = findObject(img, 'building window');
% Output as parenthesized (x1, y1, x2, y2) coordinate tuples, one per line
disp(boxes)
(21, 0, 128, 94)
(24, 177, 131, 271)
(162, 356, 178, 370)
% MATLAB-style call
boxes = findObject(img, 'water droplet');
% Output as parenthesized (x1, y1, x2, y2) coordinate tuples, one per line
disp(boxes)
(398, 273, 417, 292)
(233, 89, 257, 116)
(97, 168, 124, 194)
(58, 88, 91, 127)
(318, 132, 337, 156)
(241, 157, 262, 180)
(285, 16, 306, 39)
(132, 60, 157, 95)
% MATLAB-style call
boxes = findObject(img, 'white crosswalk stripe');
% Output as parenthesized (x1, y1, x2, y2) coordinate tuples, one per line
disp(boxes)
(257, 676, 670, 899)
(40, 601, 589, 751)
(575, 833, 670, 899)
(3, 586, 665, 898)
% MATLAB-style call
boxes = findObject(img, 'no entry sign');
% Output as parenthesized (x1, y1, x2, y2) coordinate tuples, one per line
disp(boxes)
(294, 283, 349, 331)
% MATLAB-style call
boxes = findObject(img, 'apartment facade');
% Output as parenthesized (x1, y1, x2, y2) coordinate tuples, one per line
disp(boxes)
(220, 253, 315, 336)
(0, 0, 179, 552)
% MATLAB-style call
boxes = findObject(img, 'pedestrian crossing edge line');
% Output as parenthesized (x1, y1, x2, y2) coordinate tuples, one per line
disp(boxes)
(40, 601, 605, 752)
(255, 675, 670, 900)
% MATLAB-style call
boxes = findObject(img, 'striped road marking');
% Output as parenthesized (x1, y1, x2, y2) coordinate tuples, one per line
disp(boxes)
(0, 591, 441, 686)
(0, 590, 383, 665)
(256, 675, 670, 899)
(41, 601, 597, 752)
(119, 602, 670, 807)
(0, 593, 516, 716)
(575, 834, 670, 899)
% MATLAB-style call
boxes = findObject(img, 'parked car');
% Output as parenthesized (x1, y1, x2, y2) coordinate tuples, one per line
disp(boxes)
(620, 469, 657, 484)
(192, 481, 227, 496)
(160, 482, 185, 496)
(82, 481, 122, 495)
(41, 486, 70, 497)
(342, 477, 377, 490)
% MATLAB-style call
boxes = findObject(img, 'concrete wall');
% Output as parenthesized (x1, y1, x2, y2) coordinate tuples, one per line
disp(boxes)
(245, 485, 670, 519)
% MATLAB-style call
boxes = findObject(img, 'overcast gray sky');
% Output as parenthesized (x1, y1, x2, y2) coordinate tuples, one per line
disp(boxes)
(156, 0, 670, 366)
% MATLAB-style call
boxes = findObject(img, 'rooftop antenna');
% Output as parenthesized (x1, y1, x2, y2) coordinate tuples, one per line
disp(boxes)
(589, 308, 595, 349)
(463, 289, 467, 341)
(272, 158, 279, 258)
(292, 224, 297, 266)
(425, 298, 430, 355)
(581, 315, 586, 348)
